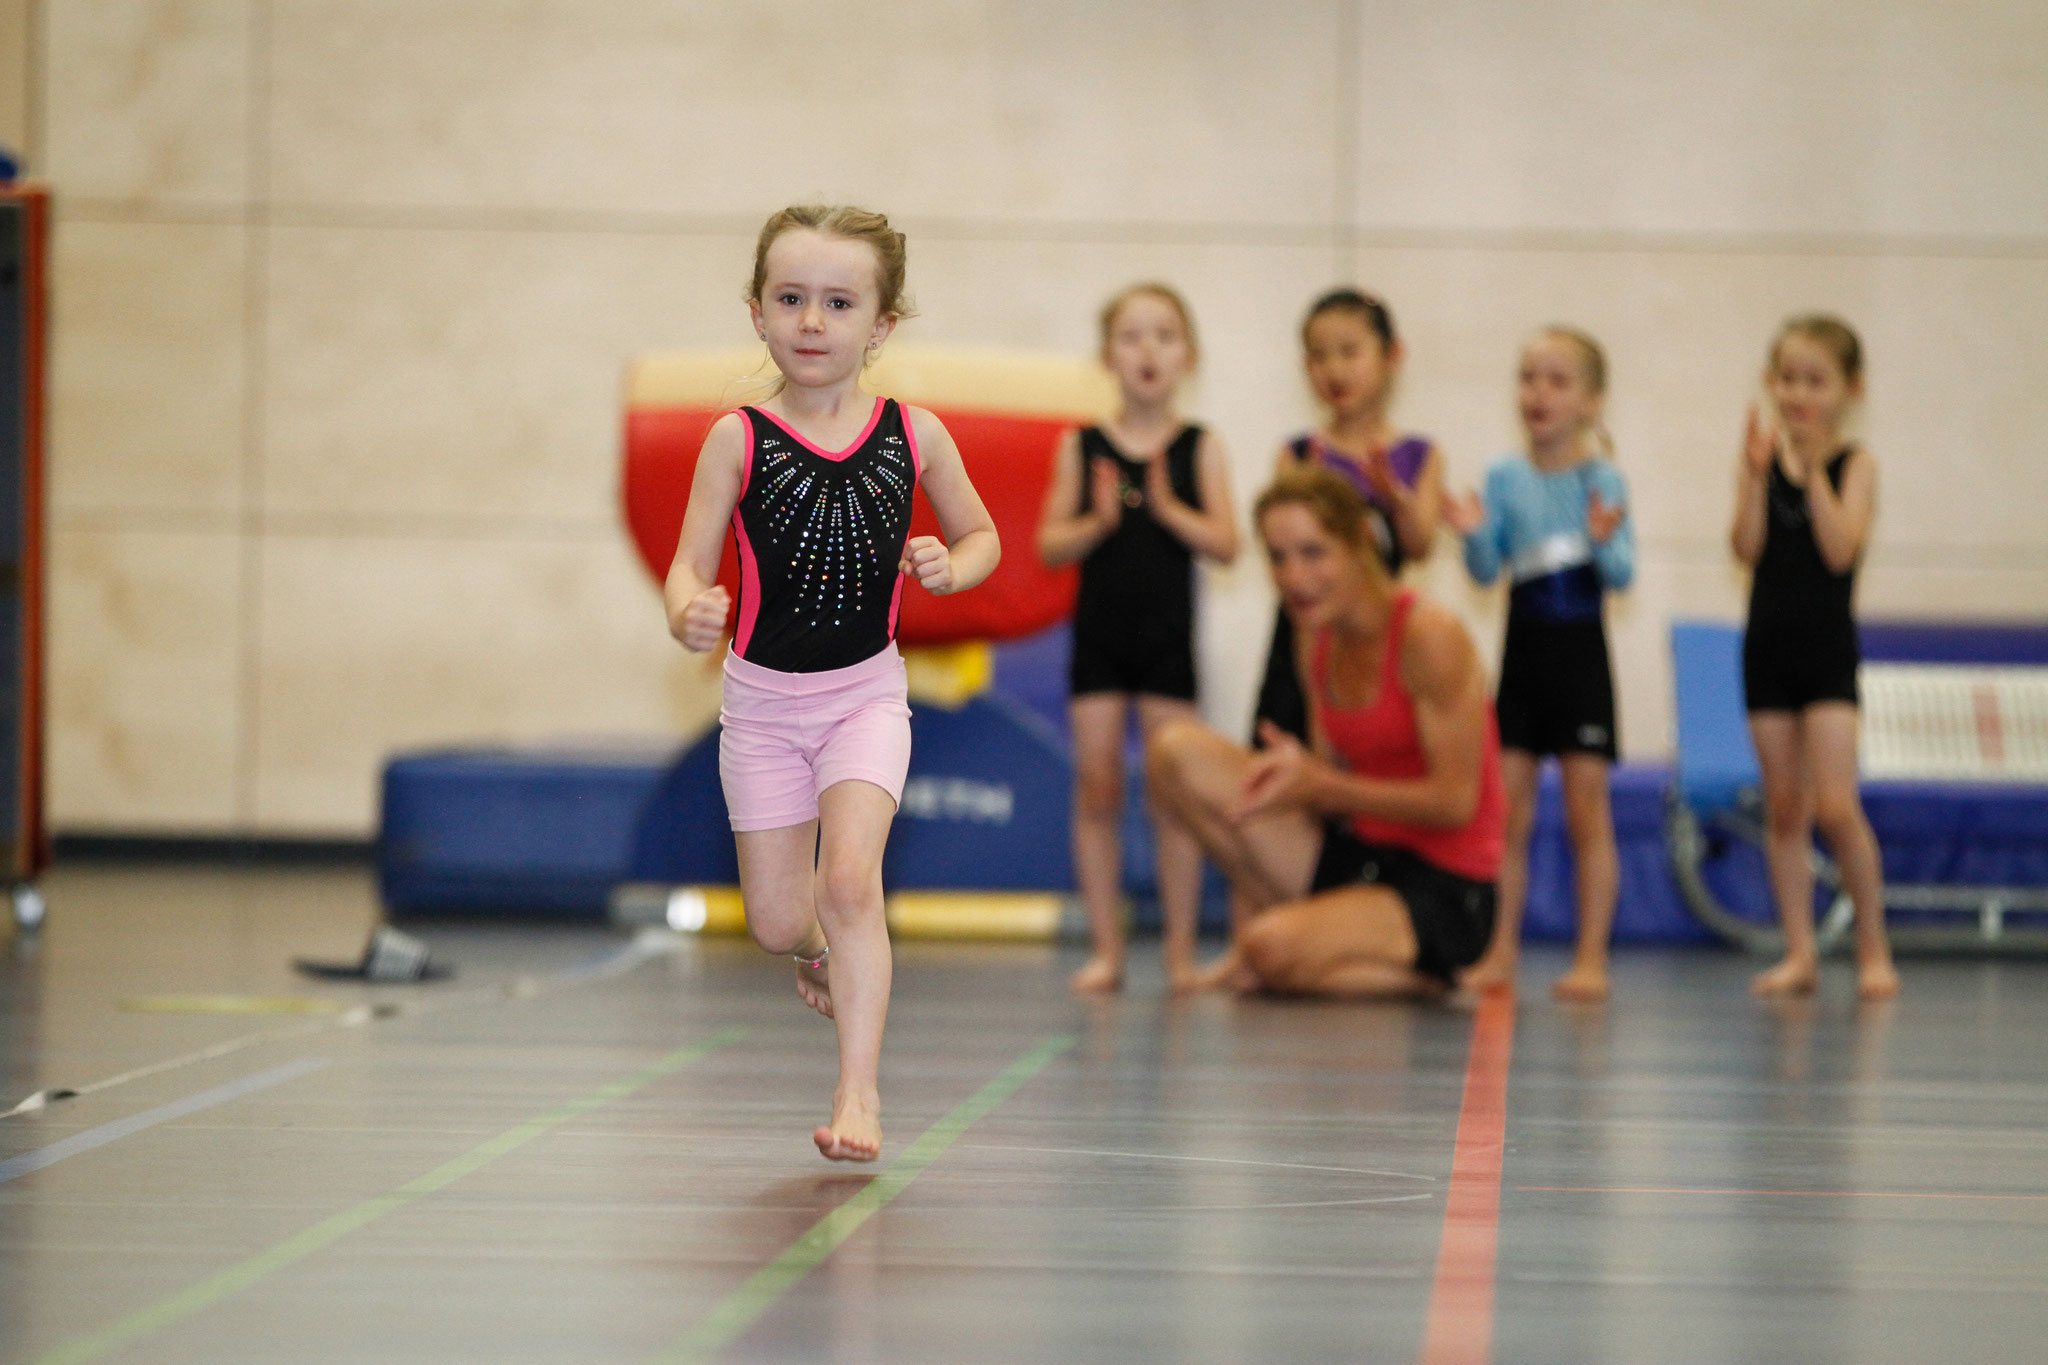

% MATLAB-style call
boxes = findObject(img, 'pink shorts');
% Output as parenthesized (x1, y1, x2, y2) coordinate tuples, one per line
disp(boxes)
(718, 643, 913, 832)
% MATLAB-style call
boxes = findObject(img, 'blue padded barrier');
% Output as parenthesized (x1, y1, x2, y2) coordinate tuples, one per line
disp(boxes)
(1670, 621, 1757, 817)
(381, 744, 677, 917)
(1518, 763, 1715, 945)
(1859, 621, 2048, 666)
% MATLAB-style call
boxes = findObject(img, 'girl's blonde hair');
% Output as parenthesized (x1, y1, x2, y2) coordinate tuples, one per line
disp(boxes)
(1098, 282, 1200, 366)
(746, 204, 915, 321)
(1530, 325, 1614, 457)
(1771, 314, 1863, 385)
(740, 205, 913, 401)
(1254, 465, 1392, 587)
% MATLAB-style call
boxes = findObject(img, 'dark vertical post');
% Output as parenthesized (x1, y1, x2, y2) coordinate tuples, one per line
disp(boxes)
(0, 183, 47, 891)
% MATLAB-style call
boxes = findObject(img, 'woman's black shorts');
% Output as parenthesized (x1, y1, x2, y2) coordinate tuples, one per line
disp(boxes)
(1496, 616, 1618, 760)
(1309, 823, 1497, 983)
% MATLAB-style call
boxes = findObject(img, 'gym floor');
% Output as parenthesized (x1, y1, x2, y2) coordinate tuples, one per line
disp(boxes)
(4, 864, 2046, 1363)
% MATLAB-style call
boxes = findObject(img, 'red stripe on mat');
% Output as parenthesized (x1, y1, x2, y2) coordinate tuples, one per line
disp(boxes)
(1418, 989, 1516, 1365)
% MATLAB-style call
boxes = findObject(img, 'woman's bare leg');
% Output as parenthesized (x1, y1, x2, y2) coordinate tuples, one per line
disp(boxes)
(1145, 719, 1322, 991)
(1553, 753, 1619, 1002)
(1750, 711, 1820, 996)
(1068, 694, 1131, 993)
(1803, 703, 1898, 1000)
(809, 779, 899, 1161)
(1236, 885, 1439, 998)
(1137, 696, 1207, 992)
(1459, 748, 1539, 993)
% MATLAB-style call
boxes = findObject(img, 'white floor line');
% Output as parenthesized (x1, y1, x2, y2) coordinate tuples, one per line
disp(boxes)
(0, 1058, 331, 1184)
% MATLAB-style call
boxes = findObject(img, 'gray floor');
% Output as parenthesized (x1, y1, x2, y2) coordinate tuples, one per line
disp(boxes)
(4, 865, 2047, 1364)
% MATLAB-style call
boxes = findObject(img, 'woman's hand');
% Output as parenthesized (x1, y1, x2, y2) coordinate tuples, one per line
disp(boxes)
(1231, 721, 1322, 822)
(680, 586, 731, 652)
(902, 536, 955, 594)
(1443, 488, 1485, 536)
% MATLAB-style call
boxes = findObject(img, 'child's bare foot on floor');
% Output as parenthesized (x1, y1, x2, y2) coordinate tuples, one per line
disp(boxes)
(1069, 955, 1124, 994)
(814, 1091, 882, 1162)
(1751, 955, 1819, 997)
(1165, 954, 1203, 995)
(795, 957, 833, 1018)
(1457, 952, 1518, 995)
(1551, 962, 1611, 1003)
(1856, 955, 1901, 1001)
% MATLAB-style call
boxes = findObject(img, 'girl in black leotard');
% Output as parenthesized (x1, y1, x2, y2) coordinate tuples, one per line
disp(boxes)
(1730, 315, 1898, 1001)
(1252, 290, 1443, 743)
(1037, 284, 1240, 994)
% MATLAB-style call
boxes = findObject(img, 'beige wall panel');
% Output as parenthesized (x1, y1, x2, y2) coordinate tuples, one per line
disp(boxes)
(41, 0, 250, 205)
(47, 524, 241, 828)
(911, 235, 1343, 736)
(266, 0, 1344, 224)
(48, 218, 247, 515)
(1348, 244, 2048, 559)
(253, 532, 710, 834)
(0, 0, 29, 160)
(262, 224, 755, 520)
(1352, 2, 2048, 236)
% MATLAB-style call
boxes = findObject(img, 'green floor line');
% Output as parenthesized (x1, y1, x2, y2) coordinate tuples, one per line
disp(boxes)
(33, 1027, 746, 1365)
(654, 1031, 1076, 1364)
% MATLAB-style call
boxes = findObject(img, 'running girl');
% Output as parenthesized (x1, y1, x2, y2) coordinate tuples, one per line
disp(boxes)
(1252, 289, 1444, 742)
(1036, 283, 1239, 994)
(1447, 328, 1631, 1002)
(665, 205, 1000, 1160)
(1732, 315, 1898, 1000)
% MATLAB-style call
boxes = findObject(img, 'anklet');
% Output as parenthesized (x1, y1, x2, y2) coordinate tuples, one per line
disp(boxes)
(795, 945, 829, 971)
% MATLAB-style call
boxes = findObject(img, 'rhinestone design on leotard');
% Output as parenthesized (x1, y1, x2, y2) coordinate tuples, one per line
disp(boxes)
(730, 401, 918, 673)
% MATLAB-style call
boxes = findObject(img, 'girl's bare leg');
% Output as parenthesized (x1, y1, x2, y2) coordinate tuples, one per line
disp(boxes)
(1069, 694, 1131, 993)
(1553, 753, 1619, 1002)
(735, 820, 829, 1015)
(1138, 696, 1207, 992)
(1750, 711, 1821, 996)
(1803, 703, 1898, 999)
(810, 779, 899, 1161)
(1459, 749, 1539, 994)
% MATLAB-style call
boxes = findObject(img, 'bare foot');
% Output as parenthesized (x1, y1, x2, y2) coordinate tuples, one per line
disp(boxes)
(1751, 955, 1820, 997)
(1550, 962, 1611, 1003)
(1457, 952, 1519, 995)
(1856, 955, 1901, 1001)
(1069, 955, 1124, 994)
(1191, 947, 1259, 994)
(1165, 953, 1203, 996)
(813, 1091, 882, 1162)
(795, 957, 834, 1019)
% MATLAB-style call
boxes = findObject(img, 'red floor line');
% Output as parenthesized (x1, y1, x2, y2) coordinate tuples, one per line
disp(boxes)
(1518, 1185, 2048, 1201)
(1417, 989, 1517, 1365)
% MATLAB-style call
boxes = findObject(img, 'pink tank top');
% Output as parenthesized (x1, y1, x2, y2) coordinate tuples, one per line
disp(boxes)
(1310, 591, 1505, 881)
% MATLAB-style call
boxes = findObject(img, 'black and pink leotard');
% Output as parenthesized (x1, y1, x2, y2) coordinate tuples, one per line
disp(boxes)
(729, 398, 921, 674)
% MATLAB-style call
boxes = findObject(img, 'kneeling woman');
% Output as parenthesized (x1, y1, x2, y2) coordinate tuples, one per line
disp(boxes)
(1150, 465, 1505, 996)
